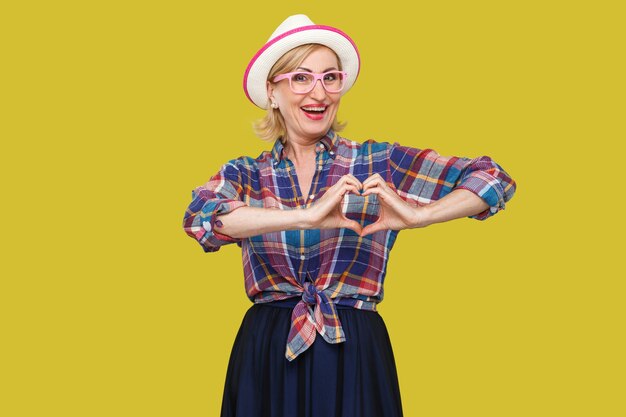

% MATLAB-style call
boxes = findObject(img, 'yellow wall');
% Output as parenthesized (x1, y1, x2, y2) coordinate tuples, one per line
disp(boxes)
(2, 1, 624, 416)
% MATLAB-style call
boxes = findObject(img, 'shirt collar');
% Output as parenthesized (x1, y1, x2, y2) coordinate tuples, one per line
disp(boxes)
(271, 129, 338, 167)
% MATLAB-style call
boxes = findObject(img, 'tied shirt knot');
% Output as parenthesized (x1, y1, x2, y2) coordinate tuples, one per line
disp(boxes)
(285, 281, 346, 361)
(302, 281, 318, 305)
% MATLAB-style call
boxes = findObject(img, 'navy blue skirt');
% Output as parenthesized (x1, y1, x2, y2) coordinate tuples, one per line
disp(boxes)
(220, 298, 404, 417)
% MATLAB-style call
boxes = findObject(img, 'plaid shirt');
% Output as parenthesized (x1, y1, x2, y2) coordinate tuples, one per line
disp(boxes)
(183, 130, 516, 361)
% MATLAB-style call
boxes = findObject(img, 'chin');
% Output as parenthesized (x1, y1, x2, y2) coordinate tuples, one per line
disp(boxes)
(289, 111, 337, 139)
(302, 117, 335, 136)
(304, 125, 332, 138)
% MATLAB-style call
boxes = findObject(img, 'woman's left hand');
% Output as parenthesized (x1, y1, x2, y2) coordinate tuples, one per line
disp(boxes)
(359, 174, 429, 237)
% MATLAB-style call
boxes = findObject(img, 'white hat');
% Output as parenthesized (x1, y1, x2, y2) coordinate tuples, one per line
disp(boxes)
(243, 14, 360, 109)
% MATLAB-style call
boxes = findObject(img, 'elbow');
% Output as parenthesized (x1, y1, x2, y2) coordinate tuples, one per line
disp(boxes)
(458, 172, 516, 221)
(182, 195, 247, 253)
(469, 156, 516, 203)
(183, 217, 222, 253)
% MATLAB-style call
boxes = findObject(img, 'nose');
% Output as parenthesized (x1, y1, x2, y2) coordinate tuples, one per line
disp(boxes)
(308, 79, 327, 99)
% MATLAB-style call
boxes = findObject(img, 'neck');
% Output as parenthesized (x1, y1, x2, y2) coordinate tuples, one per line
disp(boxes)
(283, 134, 319, 165)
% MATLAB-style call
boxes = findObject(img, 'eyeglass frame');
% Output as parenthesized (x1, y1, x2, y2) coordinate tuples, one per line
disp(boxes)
(271, 71, 348, 94)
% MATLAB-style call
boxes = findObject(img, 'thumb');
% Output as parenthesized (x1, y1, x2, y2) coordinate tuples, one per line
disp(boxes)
(360, 220, 387, 237)
(343, 218, 363, 235)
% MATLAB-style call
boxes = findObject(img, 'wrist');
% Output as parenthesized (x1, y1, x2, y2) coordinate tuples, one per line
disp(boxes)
(412, 204, 433, 228)
(294, 207, 314, 230)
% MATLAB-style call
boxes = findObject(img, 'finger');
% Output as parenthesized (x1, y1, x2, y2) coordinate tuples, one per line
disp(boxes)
(329, 184, 361, 209)
(338, 186, 361, 215)
(339, 207, 363, 233)
(362, 184, 405, 205)
(344, 174, 363, 189)
(362, 176, 389, 191)
(343, 219, 363, 235)
(362, 173, 383, 187)
(360, 219, 388, 237)
(329, 182, 360, 200)
(360, 185, 389, 200)
(340, 174, 358, 183)
(336, 176, 360, 192)
(341, 184, 361, 197)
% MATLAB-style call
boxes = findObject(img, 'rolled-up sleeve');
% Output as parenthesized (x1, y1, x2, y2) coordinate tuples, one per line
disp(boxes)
(388, 142, 516, 220)
(183, 160, 247, 252)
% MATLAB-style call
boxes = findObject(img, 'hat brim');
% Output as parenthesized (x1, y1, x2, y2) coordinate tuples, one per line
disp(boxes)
(244, 25, 360, 109)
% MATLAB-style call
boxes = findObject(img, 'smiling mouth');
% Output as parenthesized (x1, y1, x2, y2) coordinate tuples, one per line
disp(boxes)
(301, 105, 328, 115)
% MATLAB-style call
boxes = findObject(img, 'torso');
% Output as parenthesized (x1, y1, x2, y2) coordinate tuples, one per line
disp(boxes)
(293, 161, 316, 200)
(288, 153, 317, 201)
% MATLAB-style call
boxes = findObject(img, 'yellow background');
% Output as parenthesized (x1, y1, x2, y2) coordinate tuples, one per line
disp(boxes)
(2, 1, 624, 416)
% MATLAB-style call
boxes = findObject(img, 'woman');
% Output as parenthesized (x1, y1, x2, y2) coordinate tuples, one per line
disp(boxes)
(183, 14, 516, 417)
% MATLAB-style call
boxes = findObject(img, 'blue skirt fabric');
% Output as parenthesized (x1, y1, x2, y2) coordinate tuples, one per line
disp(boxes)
(220, 298, 404, 417)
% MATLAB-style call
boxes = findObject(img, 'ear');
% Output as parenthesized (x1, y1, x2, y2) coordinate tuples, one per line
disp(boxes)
(266, 80, 274, 102)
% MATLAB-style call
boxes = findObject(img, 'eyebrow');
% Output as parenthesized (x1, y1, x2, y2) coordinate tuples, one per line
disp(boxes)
(296, 66, 338, 72)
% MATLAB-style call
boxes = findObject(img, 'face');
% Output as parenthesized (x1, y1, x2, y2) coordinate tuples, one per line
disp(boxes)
(267, 47, 342, 142)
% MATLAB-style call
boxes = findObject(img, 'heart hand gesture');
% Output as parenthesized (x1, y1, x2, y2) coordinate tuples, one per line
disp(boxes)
(305, 174, 365, 235)
(359, 173, 426, 237)
(305, 173, 427, 237)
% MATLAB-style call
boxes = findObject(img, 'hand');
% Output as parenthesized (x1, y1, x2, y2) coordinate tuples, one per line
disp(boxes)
(359, 173, 428, 237)
(305, 174, 364, 235)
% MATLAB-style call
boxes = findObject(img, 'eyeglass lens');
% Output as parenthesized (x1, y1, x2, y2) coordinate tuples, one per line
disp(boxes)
(289, 72, 345, 93)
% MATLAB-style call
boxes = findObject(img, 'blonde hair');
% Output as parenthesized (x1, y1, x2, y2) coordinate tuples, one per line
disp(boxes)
(253, 44, 347, 143)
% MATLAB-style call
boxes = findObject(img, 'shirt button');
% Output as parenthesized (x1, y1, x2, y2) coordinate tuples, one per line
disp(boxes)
(300, 255, 305, 260)
(309, 194, 315, 200)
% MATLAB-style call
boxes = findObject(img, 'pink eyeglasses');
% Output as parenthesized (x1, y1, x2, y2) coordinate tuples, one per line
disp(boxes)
(272, 71, 348, 94)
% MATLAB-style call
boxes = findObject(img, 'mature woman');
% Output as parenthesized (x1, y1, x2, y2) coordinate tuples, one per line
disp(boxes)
(183, 14, 516, 417)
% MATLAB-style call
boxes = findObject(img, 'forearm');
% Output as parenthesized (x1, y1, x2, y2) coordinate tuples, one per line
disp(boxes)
(418, 189, 489, 227)
(214, 206, 309, 239)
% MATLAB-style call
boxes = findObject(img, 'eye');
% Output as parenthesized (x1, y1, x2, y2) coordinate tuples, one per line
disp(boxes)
(324, 73, 337, 82)
(292, 73, 311, 83)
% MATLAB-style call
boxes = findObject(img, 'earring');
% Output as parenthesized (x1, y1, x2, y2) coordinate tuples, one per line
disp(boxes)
(270, 101, 279, 109)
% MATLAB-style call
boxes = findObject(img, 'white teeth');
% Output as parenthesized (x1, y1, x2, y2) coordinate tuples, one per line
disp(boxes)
(302, 106, 326, 111)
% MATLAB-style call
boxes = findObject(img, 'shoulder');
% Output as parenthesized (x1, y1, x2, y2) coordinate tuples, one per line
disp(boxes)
(221, 148, 271, 169)
(222, 155, 257, 170)
(217, 148, 276, 182)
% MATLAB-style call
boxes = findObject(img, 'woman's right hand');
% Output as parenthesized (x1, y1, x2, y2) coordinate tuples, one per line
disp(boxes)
(304, 174, 364, 234)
